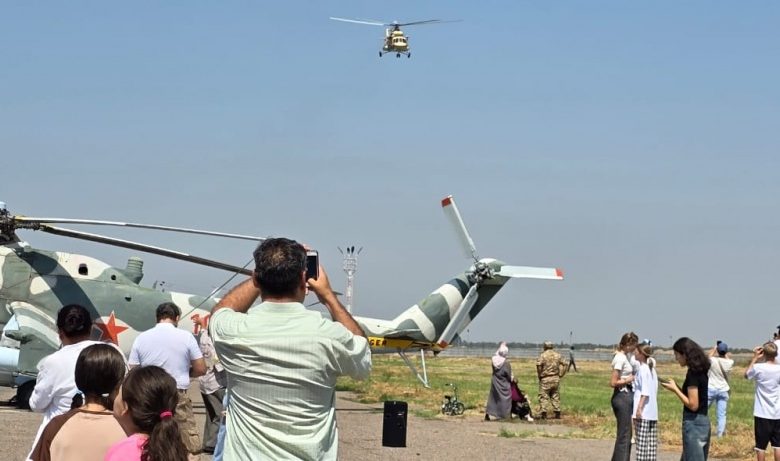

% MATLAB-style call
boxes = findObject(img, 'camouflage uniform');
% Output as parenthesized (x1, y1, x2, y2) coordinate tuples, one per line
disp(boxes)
(536, 343, 567, 418)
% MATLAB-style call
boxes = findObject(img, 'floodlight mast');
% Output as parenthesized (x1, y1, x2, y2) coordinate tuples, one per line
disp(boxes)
(338, 245, 362, 314)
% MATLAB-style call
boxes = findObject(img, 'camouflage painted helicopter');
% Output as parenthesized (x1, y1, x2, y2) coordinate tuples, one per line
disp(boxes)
(0, 195, 561, 404)
(0, 202, 265, 407)
(330, 17, 459, 58)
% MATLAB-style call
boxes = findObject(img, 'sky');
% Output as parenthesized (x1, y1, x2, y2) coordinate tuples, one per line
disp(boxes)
(1, 2, 778, 348)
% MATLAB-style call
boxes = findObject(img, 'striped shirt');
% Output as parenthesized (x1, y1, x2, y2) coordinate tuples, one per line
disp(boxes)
(210, 302, 371, 460)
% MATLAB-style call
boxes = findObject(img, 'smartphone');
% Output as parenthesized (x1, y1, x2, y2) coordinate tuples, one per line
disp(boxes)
(306, 250, 319, 280)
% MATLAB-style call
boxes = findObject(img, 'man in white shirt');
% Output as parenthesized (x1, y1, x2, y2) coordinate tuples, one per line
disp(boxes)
(129, 302, 206, 458)
(27, 304, 104, 460)
(210, 238, 372, 461)
(745, 341, 780, 461)
(708, 341, 734, 437)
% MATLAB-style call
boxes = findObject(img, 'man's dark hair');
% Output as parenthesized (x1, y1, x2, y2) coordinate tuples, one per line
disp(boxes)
(156, 302, 181, 322)
(56, 304, 93, 338)
(253, 238, 306, 298)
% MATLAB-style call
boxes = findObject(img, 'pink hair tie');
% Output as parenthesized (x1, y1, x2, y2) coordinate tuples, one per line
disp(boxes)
(160, 410, 173, 420)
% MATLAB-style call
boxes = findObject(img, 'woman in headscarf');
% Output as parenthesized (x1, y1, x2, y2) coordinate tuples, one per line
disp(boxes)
(485, 342, 512, 421)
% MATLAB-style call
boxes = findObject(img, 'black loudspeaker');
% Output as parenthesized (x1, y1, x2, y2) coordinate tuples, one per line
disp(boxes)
(382, 400, 408, 447)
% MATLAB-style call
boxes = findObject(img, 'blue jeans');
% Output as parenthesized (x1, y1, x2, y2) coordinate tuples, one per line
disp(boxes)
(681, 413, 711, 461)
(212, 392, 229, 461)
(707, 388, 729, 437)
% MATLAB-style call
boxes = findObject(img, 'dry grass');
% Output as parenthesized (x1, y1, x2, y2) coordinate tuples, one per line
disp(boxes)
(337, 354, 761, 460)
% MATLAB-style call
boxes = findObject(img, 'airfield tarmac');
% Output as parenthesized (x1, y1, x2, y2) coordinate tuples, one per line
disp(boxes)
(1, 384, 730, 461)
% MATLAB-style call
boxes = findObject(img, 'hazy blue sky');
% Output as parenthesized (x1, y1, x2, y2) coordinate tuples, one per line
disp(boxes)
(2, 2, 778, 348)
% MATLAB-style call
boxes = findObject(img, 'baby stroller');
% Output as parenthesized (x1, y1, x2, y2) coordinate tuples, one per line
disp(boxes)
(510, 380, 534, 421)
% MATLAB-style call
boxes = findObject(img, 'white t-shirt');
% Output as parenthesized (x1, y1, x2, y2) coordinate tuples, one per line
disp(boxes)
(612, 351, 633, 392)
(632, 362, 658, 421)
(708, 356, 734, 391)
(27, 339, 105, 460)
(746, 362, 780, 419)
(128, 322, 203, 389)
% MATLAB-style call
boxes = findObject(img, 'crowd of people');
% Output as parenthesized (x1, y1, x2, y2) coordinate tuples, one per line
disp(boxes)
(25, 237, 372, 461)
(484, 341, 568, 422)
(484, 330, 780, 461)
(20, 236, 780, 461)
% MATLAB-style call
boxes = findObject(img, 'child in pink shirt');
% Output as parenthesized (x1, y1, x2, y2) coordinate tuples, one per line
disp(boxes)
(106, 366, 187, 461)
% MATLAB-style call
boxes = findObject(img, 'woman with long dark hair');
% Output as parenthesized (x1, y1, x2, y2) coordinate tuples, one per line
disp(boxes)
(107, 366, 188, 461)
(661, 337, 711, 461)
(610, 331, 638, 461)
(30, 343, 127, 460)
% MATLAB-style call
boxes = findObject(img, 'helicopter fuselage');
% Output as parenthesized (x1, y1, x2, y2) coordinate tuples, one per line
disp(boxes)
(380, 29, 410, 57)
(0, 245, 214, 376)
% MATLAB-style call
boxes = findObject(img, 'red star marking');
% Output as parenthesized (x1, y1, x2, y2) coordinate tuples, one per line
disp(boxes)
(95, 311, 128, 346)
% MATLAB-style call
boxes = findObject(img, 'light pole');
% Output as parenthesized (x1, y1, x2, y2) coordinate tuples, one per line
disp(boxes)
(338, 246, 362, 314)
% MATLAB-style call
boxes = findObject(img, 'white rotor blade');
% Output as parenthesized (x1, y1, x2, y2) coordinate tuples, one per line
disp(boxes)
(495, 265, 564, 280)
(329, 17, 385, 26)
(441, 195, 479, 261)
(437, 284, 479, 348)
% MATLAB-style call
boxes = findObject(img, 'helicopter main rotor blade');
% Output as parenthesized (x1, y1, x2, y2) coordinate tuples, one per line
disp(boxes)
(329, 17, 385, 26)
(396, 19, 462, 27)
(14, 217, 266, 242)
(37, 224, 253, 276)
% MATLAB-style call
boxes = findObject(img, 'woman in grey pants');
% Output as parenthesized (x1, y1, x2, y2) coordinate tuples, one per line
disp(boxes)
(610, 332, 639, 461)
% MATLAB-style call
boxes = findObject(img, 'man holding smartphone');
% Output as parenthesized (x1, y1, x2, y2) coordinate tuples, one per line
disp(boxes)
(209, 238, 372, 461)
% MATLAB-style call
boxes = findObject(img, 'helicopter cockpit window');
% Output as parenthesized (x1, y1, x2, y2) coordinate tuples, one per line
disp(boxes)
(78, 263, 88, 276)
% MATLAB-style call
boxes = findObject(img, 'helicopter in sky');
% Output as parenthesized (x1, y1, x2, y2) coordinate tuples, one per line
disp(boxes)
(0, 195, 562, 404)
(330, 17, 460, 58)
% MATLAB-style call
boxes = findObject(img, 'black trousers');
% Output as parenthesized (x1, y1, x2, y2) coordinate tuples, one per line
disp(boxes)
(611, 389, 633, 461)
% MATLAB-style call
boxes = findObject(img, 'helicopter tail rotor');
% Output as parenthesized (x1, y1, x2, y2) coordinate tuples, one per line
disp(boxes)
(441, 195, 479, 262)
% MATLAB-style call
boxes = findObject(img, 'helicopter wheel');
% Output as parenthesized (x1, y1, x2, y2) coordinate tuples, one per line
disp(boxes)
(379, 51, 382, 57)
(407, 53, 411, 59)
(396, 53, 400, 58)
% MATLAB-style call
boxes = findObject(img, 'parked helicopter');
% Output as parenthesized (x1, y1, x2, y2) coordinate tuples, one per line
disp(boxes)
(0, 195, 561, 406)
(0, 202, 265, 407)
(330, 17, 459, 58)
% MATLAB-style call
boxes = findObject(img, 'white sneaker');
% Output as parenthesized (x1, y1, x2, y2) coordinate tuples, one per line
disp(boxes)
(525, 415, 534, 422)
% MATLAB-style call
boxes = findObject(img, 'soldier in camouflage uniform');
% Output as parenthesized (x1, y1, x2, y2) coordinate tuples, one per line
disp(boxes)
(536, 341, 568, 419)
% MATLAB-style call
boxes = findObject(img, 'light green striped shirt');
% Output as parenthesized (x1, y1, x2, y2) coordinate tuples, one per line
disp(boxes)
(210, 302, 371, 460)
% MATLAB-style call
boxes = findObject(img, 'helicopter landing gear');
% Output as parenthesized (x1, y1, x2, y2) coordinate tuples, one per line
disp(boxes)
(396, 53, 400, 58)
(379, 51, 383, 57)
(408, 53, 411, 58)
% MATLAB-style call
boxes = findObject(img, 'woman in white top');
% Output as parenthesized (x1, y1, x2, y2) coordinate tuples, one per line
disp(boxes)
(633, 342, 659, 461)
(27, 304, 103, 461)
(610, 331, 638, 461)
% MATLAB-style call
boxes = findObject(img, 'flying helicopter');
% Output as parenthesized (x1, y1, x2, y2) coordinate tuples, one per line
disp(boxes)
(0, 195, 562, 405)
(330, 17, 459, 58)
